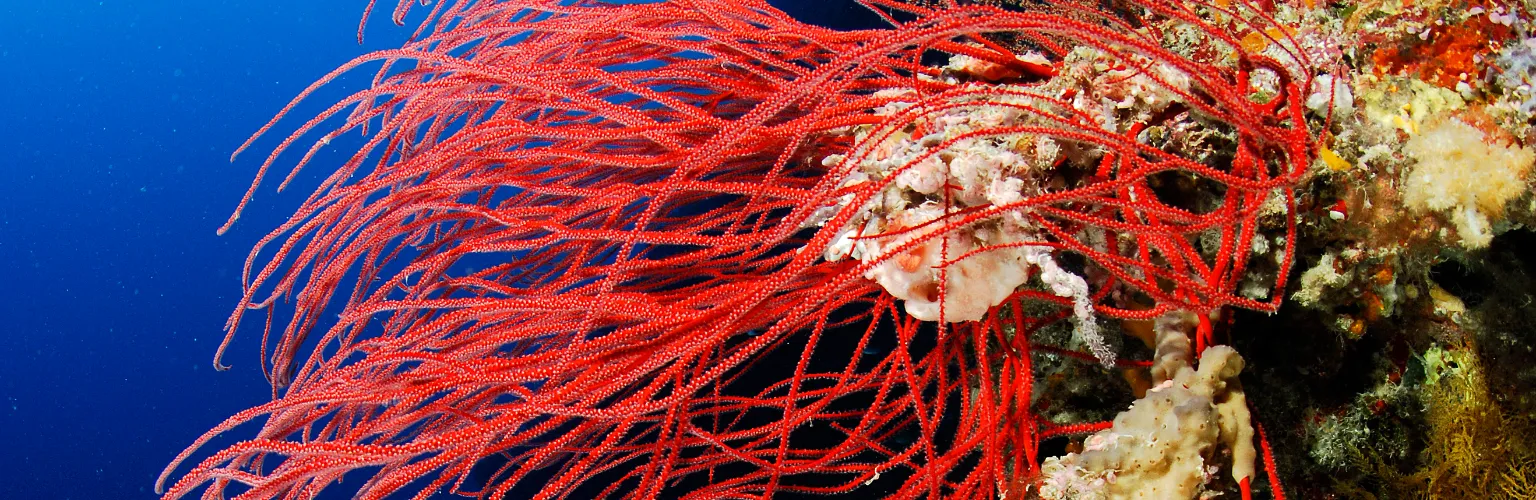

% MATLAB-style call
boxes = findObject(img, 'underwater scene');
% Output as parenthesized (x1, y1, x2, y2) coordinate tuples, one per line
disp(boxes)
(3, 0, 1536, 498)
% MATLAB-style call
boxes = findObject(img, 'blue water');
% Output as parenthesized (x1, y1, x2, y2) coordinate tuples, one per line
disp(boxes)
(0, 1, 880, 498)
(0, 1, 428, 497)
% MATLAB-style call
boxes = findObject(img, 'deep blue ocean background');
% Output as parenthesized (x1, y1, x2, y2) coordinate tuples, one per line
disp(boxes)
(0, 1, 882, 498)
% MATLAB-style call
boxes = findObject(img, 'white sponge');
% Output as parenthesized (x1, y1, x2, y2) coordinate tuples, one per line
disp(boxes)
(1038, 318, 1254, 500)
(1402, 118, 1534, 248)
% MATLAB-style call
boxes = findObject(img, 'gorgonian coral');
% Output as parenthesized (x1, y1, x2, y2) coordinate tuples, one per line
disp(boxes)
(159, 0, 1313, 498)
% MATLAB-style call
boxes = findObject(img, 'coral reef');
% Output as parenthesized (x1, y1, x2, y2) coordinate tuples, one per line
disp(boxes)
(983, 0, 1536, 497)
(167, 0, 1536, 498)
(1224, 0, 1536, 496)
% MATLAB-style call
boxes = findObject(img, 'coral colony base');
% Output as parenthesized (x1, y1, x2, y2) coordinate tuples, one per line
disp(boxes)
(159, 0, 1536, 499)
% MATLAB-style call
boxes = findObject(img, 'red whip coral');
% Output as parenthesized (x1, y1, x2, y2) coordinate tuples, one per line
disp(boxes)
(159, 0, 1313, 498)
